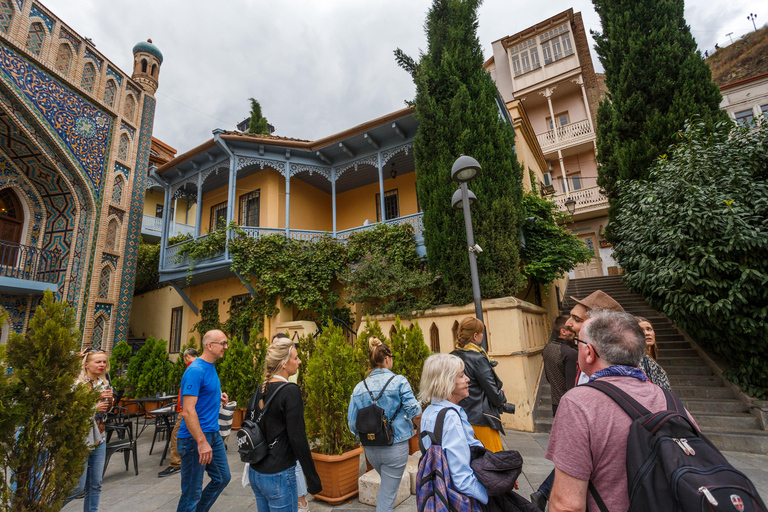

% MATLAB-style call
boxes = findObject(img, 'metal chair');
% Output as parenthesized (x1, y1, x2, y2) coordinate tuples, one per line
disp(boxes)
(149, 408, 176, 456)
(103, 406, 138, 476)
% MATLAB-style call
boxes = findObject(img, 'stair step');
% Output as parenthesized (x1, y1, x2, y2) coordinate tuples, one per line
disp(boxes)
(534, 418, 553, 433)
(664, 365, 714, 376)
(702, 430, 768, 454)
(674, 386, 735, 399)
(655, 341, 690, 350)
(691, 412, 761, 430)
(683, 399, 749, 414)
(657, 349, 698, 358)
(538, 408, 553, 419)
(658, 357, 708, 367)
(538, 395, 552, 406)
(669, 375, 725, 387)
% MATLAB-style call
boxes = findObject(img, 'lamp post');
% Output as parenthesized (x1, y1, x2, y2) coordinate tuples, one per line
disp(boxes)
(748, 13, 757, 32)
(450, 155, 487, 350)
(564, 196, 577, 216)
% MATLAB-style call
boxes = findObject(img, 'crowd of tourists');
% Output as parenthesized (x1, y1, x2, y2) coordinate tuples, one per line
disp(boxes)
(63, 288, 765, 512)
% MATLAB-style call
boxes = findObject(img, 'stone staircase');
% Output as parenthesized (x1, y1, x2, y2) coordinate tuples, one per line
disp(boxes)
(533, 275, 768, 454)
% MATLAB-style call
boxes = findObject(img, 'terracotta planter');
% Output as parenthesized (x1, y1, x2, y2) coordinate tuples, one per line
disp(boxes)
(143, 400, 161, 418)
(311, 446, 364, 505)
(408, 414, 423, 454)
(118, 399, 140, 416)
(230, 408, 245, 431)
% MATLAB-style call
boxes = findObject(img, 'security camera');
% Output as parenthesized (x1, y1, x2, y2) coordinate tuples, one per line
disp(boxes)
(469, 244, 483, 254)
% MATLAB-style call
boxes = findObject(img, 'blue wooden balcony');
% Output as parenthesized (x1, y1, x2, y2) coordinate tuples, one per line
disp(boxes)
(0, 240, 62, 294)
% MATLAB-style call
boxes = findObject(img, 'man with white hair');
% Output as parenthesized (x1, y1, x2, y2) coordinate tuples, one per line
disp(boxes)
(176, 330, 231, 512)
(546, 310, 696, 512)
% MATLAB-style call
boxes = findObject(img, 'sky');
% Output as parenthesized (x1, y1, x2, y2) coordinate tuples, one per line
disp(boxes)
(43, 0, 763, 153)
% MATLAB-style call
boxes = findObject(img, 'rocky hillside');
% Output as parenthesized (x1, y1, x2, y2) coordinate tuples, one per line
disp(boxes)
(707, 25, 768, 86)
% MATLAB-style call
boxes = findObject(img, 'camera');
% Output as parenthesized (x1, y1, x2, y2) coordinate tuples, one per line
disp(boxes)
(502, 402, 516, 415)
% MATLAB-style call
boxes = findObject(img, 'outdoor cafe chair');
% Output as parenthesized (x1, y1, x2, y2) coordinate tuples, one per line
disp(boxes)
(149, 405, 176, 456)
(103, 406, 138, 476)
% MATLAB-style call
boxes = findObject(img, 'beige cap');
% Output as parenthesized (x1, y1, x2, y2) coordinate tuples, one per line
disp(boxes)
(570, 290, 624, 312)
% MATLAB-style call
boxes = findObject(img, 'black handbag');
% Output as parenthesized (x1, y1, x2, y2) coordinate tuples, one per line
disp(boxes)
(237, 382, 288, 464)
(355, 375, 402, 446)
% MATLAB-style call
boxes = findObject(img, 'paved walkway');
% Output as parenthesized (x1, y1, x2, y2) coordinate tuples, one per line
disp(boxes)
(62, 428, 768, 511)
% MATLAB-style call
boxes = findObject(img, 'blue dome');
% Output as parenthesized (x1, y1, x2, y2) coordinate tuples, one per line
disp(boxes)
(132, 39, 163, 64)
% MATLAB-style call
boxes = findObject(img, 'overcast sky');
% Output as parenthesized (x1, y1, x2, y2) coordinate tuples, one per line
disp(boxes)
(43, 0, 763, 153)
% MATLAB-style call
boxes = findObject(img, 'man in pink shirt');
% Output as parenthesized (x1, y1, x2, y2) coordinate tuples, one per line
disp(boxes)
(545, 310, 697, 512)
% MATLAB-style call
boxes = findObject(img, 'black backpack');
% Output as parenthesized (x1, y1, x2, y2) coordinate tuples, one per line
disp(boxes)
(237, 382, 288, 465)
(355, 375, 402, 446)
(584, 380, 767, 512)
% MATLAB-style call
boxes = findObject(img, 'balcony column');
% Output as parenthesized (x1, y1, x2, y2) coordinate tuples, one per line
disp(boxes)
(377, 151, 386, 221)
(285, 161, 291, 237)
(331, 167, 337, 236)
(212, 130, 236, 260)
(576, 75, 595, 133)
(172, 197, 178, 237)
(558, 151, 570, 196)
(160, 184, 172, 270)
(195, 172, 202, 238)
(544, 87, 560, 144)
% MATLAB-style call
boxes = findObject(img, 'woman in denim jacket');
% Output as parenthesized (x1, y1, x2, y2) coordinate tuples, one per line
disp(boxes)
(348, 337, 422, 512)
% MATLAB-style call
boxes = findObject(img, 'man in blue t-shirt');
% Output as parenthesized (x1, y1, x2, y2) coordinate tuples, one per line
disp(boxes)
(177, 329, 231, 512)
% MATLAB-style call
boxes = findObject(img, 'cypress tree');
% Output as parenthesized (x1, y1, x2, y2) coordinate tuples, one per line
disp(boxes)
(593, 0, 727, 234)
(396, 0, 525, 306)
(247, 97, 270, 135)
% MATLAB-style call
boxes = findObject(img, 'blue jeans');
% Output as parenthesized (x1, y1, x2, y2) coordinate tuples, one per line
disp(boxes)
(69, 441, 106, 512)
(176, 433, 231, 512)
(294, 461, 307, 497)
(364, 441, 409, 512)
(249, 466, 298, 512)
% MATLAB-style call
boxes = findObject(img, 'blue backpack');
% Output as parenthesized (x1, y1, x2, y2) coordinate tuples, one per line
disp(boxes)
(417, 407, 483, 512)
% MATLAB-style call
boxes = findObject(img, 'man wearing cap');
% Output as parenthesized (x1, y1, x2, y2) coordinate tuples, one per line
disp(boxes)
(544, 310, 698, 511)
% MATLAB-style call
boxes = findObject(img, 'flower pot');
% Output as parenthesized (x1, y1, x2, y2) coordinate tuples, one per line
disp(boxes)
(408, 414, 423, 454)
(118, 399, 140, 416)
(143, 400, 161, 418)
(231, 408, 245, 430)
(311, 446, 364, 505)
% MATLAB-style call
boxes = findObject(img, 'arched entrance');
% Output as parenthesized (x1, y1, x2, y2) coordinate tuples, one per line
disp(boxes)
(0, 188, 23, 267)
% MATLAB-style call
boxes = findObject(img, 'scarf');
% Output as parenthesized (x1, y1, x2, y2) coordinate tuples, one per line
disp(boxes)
(454, 341, 496, 365)
(588, 364, 648, 383)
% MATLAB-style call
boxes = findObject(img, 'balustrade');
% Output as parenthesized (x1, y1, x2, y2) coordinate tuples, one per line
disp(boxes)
(536, 119, 593, 152)
(553, 185, 609, 214)
(0, 240, 62, 283)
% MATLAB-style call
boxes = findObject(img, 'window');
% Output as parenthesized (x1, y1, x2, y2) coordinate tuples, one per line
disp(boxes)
(430, 323, 440, 353)
(451, 320, 459, 344)
(762, 104, 768, 119)
(547, 113, 569, 130)
(561, 33, 573, 56)
(509, 37, 540, 77)
(511, 55, 522, 77)
(112, 175, 123, 204)
(209, 201, 227, 231)
(141, 59, 147, 73)
(123, 95, 135, 122)
(735, 109, 754, 127)
(81, 62, 95, 92)
(155, 204, 163, 218)
(570, 174, 583, 191)
(542, 41, 552, 65)
(375, 189, 399, 222)
(552, 37, 563, 61)
(55, 44, 72, 75)
(540, 25, 574, 66)
(169, 307, 183, 353)
(238, 190, 260, 226)
(104, 79, 116, 107)
(26, 22, 45, 56)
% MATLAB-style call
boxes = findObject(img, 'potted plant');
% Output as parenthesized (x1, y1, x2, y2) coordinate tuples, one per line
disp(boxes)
(127, 337, 171, 415)
(304, 323, 362, 505)
(109, 340, 134, 411)
(217, 336, 258, 429)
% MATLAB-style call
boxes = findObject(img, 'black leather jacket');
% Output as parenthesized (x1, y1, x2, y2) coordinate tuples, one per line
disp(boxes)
(451, 348, 506, 433)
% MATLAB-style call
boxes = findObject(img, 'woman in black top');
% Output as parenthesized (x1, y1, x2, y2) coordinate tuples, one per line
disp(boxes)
(247, 338, 321, 511)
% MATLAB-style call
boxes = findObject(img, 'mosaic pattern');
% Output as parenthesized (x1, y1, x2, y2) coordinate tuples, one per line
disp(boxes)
(0, 293, 27, 330)
(105, 218, 117, 251)
(58, 27, 80, 53)
(107, 205, 123, 221)
(91, 314, 104, 349)
(126, 82, 140, 99)
(113, 95, 155, 344)
(97, 265, 110, 298)
(101, 252, 117, 266)
(105, 67, 122, 86)
(55, 43, 71, 75)
(117, 133, 128, 161)
(83, 47, 102, 70)
(103, 79, 115, 107)
(0, 44, 112, 192)
(25, 22, 45, 56)
(120, 121, 135, 138)
(123, 95, 135, 122)
(0, 153, 44, 245)
(14, 0, 21, 12)
(111, 174, 123, 204)
(94, 302, 111, 315)
(80, 62, 95, 92)
(114, 162, 129, 177)
(0, 1, 13, 35)
(29, 4, 53, 34)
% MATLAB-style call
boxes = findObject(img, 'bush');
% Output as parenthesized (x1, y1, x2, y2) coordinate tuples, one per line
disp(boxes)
(109, 340, 133, 398)
(134, 239, 160, 295)
(0, 291, 98, 510)
(167, 337, 197, 393)
(126, 337, 171, 397)
(613, 120, 768, 397)
(304, 323, 359, 455)
(218, 337, 258, 408)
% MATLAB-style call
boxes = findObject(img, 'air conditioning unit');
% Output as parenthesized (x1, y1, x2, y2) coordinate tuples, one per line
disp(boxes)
(540, 172, 555, 196)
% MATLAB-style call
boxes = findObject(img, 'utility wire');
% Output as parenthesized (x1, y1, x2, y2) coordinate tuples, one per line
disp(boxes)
(155, 91, 239, 126)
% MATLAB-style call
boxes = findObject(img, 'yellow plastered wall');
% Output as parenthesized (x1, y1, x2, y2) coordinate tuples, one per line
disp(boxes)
(336, 172, 419, 230)
(183, 277, 248, 342)
(288, 177, 332, 231)
(129, 286, 187, 354)
(142, 190, 197, 226)
(199, 169, 283, 233)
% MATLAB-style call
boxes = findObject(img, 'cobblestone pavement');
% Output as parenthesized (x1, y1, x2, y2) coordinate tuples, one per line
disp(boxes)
(62, 427, 768, 512)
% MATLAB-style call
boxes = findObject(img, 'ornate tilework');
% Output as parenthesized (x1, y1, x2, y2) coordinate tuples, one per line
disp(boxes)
(0, 293, 27, 330)
(107, 206, 124, 221)
(103, 79, 115, 107)
(105, 67, 122, 86)
(13, 0, 21, 11)
(120, 121, 135, 138)
(112, 95, 154, 344)
(94, 302, 111, 315)
(25, 22, 45, 56)
(114, 162, 129, 177)
(91, 313, 104, 349)
(83, 47, 103, 70)
(0, 1, 13, 35)
(111, 174, 123, 204)
(123, 95, 135, 122)
(97, 265, 110, 298)
(0, 152, 45, 246)
(117, 133, 128, 161)
(55, 43, 71, 75)
(126, 82, 140, 99)
(29, 4, 53, 34)
(58, 27, 80, 53)
(105, 218, 117, 251)
(0, 44, 112, 192)
(80, 62, 95, 92)
(101, 252, 117, 266)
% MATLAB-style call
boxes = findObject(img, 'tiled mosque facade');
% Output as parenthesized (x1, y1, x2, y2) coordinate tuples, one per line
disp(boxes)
(0, 0, 160, 351)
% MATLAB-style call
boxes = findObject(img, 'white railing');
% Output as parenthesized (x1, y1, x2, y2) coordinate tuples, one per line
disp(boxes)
(162, 233, 225, 269)
(536, 119, 593, 152)
(553, 185, 609, 215)
(141, 215, 195, 237)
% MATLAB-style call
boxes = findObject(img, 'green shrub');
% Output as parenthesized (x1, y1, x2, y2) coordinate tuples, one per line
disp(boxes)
(0, 291, 98, 510)
(127, 337, 171, 397)
(354, 316, 387, 378)
(167, 337, 197, 393)
(613, 120, 768, 397)
(109, 340, 133, 398)
(218, 337, 258, 408)
(134, 239, 160, 295)
(304, 323, 359, 455)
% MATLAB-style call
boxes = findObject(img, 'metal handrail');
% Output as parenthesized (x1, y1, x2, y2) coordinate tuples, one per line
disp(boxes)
(0, 240, 62, 283)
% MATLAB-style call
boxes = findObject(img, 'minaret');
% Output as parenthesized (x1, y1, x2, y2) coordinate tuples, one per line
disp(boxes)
(131, 39, 163, 94)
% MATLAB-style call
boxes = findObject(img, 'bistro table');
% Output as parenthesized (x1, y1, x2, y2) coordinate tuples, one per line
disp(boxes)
(147, 403, 178, 466)
(123, 395, 176, 438)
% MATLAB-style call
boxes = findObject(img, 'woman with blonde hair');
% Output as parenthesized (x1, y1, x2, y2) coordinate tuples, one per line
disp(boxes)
(348, 336, 421, 512)
(245, 337, 321, 512)
(450, 317, 507, 452)
(66, 349, 113, 511)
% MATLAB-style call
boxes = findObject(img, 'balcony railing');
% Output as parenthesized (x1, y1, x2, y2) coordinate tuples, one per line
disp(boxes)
(553, 185, 609, 216)
(161, 213, 425, 270)
(537, 119, 594, 152)
(141, 215, 195, 238)
(0, 240, 62, 284)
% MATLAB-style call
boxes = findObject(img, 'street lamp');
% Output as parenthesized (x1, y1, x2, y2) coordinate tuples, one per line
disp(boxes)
(748, 13, 757, 32)
(450, 155, 487, 350)
(564, 196, 577, 216)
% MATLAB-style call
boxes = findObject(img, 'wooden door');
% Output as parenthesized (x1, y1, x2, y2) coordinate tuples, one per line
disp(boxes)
(0, 189, 23, 268)
(573, 233, 603, 278)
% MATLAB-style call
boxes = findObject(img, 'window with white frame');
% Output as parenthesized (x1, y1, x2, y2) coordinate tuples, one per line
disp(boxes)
(761, 104, 768, 119)
(540, 23, 574, 65)
(509, 37, 541, 77)
(547, 112, 570, 130)
(734, 109, 754, 127)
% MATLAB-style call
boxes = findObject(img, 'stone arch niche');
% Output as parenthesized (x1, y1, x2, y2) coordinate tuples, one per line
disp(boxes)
(81, 62, 96, 92)
(123, 95, 135, 122)
(430, 322, 440, 353)
(0, 1, 13, 35)
(25, 22, 45, 56)
(103, 79, 116, 107)
(97, 265, 111, 299)
(55, 43, 72, 76)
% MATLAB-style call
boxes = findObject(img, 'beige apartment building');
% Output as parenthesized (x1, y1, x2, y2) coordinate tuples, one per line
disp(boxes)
(485, 9, 619, 277)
